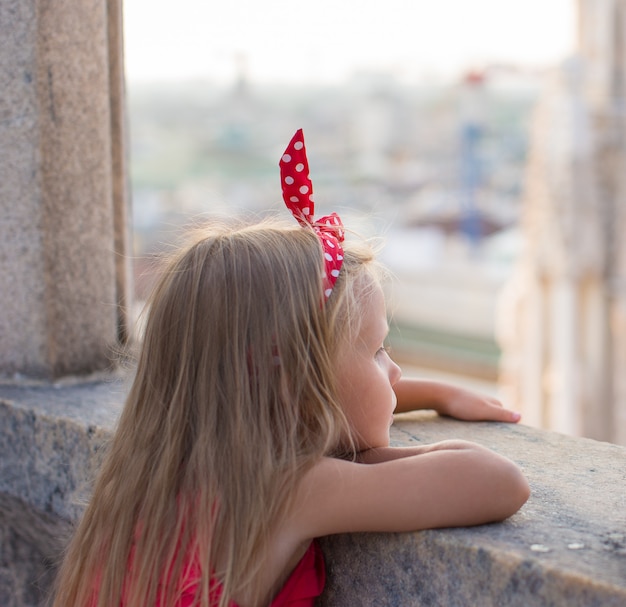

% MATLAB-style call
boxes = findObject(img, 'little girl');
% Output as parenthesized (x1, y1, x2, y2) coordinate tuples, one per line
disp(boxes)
(52, 130, 529, 607)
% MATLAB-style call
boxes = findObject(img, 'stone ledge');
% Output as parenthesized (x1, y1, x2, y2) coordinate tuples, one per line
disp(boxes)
(1, 378, 625, 606)
(322, 412, 626, 606)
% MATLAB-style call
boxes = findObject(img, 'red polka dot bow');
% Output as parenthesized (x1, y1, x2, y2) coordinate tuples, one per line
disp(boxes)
(279, 129, 344, 300)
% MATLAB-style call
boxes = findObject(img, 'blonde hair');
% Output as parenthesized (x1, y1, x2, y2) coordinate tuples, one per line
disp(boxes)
(52, 219, 378, 607)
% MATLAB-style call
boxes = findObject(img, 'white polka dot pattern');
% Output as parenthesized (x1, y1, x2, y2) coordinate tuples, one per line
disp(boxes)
(279, 129, 345, 300)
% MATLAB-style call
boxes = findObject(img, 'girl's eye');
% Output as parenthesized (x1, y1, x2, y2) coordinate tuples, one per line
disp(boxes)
(376, 345, 391, 358)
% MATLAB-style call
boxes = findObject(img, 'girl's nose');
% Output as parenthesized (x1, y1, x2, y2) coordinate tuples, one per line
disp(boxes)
(389, 358, 402, 386)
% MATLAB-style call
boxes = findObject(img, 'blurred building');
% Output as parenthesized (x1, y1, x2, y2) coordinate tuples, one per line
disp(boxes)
(498, 0, 626, 445)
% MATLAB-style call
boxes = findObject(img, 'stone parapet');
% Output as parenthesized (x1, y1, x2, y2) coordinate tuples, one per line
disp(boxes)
(0, 377, 124, 606)
(322, 412, 626, 606)
(1, 379, 625, 606)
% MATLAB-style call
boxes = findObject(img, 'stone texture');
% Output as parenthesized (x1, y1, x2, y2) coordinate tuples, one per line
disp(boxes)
(107, 0, 134, 344)
(0, 494, 71, 607)
(320, 412, 626, 606)
(0, 377, 124, 606)
(0, 0, 129, 378)
(1, 381, 626, 606)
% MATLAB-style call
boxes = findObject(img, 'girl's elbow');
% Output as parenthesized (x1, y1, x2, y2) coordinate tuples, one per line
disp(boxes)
(513, 467, 531, 509)
(496, 461, 530, 520)
(467, 443, 530, 518)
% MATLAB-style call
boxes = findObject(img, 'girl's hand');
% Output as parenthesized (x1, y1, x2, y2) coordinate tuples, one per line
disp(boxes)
(393, 378, 521, 423)
(435, 385, 521, 423)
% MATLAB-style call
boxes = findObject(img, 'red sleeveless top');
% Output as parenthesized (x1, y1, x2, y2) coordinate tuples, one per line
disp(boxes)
(136, 540, 325, 607)
(94, 538, 325, 606)
(201, 541, 325, 607)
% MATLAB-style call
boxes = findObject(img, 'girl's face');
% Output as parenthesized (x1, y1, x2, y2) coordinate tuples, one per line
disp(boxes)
(335, 283, 402, 451)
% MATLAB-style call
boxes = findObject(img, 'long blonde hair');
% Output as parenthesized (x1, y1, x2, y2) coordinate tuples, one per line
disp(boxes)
(52, 219, 377, 607)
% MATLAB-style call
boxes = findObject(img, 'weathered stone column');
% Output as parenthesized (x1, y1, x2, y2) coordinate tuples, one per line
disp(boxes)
(584, 0, 626, 445)
(498, 1, 626, 446)
(498, 59, 609, 440)
(0, 0, 131, 378)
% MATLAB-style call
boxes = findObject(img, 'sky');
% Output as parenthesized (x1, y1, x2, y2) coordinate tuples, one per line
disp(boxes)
(123, 0, 576, 85)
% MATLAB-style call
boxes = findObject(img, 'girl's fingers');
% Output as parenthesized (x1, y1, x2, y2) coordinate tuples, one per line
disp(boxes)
(487, 405, 521, 423)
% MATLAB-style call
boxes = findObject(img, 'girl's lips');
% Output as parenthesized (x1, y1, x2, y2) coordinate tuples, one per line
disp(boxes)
(390, 398, 398, 425)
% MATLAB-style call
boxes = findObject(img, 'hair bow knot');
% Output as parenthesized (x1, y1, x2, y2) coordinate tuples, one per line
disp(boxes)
(279, 129, 344, 300)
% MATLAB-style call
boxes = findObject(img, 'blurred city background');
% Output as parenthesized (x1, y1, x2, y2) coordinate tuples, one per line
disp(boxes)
(124, 0, 571, 369)
(121, 1, 626, 443)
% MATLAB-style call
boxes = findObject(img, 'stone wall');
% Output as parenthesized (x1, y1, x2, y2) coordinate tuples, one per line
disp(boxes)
(1, 378, 625, 606)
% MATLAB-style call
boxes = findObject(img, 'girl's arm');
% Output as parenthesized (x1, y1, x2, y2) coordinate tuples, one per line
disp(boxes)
(291, 441, 529, 538)
(393, 377, 521, 423)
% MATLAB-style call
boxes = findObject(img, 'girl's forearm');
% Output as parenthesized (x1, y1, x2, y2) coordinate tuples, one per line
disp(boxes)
(355, 440, 478, 464)
(393, 377, 452, 414)
(393, 377, 521, 423)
